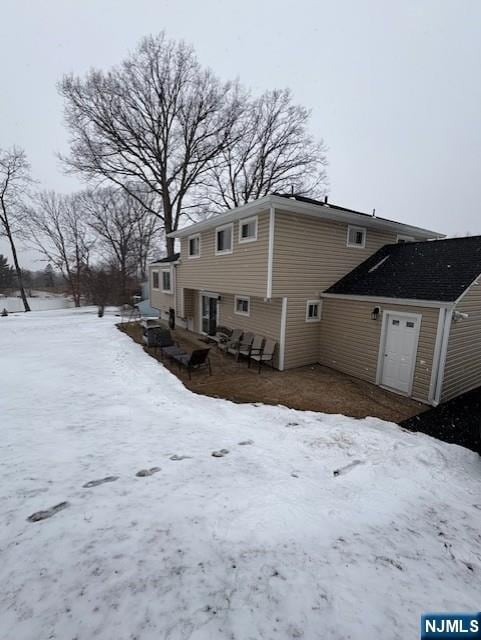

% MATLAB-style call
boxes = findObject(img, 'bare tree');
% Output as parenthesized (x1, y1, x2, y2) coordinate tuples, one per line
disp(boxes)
(0, 147, 32, 311)
(201, 89, 328, 210)
(80, 187, 160, 300)
(59, 32, 243, 256)
(27, 192, 93, 306)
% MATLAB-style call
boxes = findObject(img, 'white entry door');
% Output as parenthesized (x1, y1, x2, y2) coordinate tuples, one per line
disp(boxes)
(380, 313, 420, 394)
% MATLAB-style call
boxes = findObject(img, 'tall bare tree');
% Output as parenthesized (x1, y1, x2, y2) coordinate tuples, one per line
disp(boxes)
(202, 89, 328, 210)
(80, 187, 160, 299)
(27, 192, 93, 306)
(0, 147, 32, 311)
(59, 32, 243, 256)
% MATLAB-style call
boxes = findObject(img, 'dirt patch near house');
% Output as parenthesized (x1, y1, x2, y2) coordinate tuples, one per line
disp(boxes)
(118, 322, 427, 423)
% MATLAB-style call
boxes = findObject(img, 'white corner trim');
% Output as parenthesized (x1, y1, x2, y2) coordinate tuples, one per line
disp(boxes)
(266, 205, 275, 298)
(433, 308, 453, 405)
(238, 215, 258, 244)
(428, 307, 447, 404)
(279, 297, 288, 371)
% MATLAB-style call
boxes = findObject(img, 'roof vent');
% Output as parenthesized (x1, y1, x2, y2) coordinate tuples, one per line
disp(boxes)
(324, 196, 328, 204)
(372, 208, 376, 217)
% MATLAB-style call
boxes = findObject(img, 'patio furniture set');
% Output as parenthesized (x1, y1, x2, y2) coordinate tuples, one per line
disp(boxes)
(140, 320, 277, 379)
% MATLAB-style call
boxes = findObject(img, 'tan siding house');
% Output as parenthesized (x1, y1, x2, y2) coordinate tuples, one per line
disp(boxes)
(147, 194, 481, 406)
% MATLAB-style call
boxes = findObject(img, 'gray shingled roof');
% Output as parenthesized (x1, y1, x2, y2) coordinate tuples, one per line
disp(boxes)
(325, 236, 481, 302)
(150, 253, 180, 264)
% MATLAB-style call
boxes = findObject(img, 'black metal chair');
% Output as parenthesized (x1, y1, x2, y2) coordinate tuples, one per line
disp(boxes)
(149, 328, 180, 359)
(170, 348, 212, 380)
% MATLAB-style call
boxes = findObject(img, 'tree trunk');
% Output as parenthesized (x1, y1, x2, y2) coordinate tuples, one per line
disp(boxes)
(6, 224, 30, 312)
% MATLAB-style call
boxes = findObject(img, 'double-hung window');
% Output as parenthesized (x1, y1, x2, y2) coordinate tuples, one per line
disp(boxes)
(306, 300, 321, 322)
(152, 270, 159, 290)
(161, 270, 172, 293)
(215, 223, 233, 255)
(188, 234, 200, 258)
(239, 216, 257, 243)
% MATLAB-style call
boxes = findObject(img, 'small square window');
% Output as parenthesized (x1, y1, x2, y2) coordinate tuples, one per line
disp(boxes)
(306, 300, 321, 322)
(216, 224, 233, 254)
(162, 270, 171, 292)
(188, 234, 200, 257)
(239, 217, 257, 243)
(347, 225, 366, 248)
(234, 295, 250, 316)
(406, 321, 415, 328)
(392, 319, 400, 326)
(152, 271, 159, 289)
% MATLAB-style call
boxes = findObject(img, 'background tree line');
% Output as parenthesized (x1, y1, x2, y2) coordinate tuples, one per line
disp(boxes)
(1, 31, 327, 311)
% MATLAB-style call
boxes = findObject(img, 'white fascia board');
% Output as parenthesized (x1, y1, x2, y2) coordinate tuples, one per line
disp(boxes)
(168, 195, 443, 240)
(321, 293, 455, 309)
(453, 271, 481, 305)
(168, 197, 273, 238)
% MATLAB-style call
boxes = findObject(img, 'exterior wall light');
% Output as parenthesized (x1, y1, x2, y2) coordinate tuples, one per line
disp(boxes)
(371, 306, 381, 320)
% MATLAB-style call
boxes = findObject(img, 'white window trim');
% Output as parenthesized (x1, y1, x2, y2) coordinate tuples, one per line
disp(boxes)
(305, 299, 321, 322)
(234, 295, 250, 317)
(215, 223, 234, 255)
(161, 268, 173, 293)
(238, 216, 258, 244)
(187, 233, 201, 259)
(151, 269, 160, 290)
(346, 225, 367, 249)
(396, 234, 415, 243)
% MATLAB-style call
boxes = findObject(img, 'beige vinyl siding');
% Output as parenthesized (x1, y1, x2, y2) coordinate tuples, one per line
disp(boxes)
(218, 293, 282, 367)
(149, 265, 175, 318)
(318, 298, 440, 403)
(442, 280, 481, 402)
(176, 211, 270, 297)
(272, 210, 401, 369)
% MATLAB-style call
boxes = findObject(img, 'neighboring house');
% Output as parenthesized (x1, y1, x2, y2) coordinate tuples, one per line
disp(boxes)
(150, 194, 478, 403)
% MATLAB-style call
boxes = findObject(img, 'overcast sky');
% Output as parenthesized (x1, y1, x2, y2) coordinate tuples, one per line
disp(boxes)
(1, 0, 480, 268)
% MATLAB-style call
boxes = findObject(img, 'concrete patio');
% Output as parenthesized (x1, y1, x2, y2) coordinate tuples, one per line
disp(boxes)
(118, 321, 427, 423)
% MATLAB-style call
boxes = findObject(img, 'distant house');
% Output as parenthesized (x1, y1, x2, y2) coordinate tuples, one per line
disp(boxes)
(148, 194, 481, 405)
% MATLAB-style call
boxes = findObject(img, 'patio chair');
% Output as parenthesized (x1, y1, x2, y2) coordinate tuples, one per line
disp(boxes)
(149, 328, 180, 359)
(170, 348, 212, 380)
(235, 332, 258, 361)
(239, 334, 264, 363)
(249, 339, 277, 373)
(218, 328, 243, 355)
(211, 325, 232, 345)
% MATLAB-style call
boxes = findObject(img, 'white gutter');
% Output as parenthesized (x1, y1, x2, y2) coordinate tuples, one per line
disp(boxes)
(321, 293, 454, 309)
(428, 308, 447, 404)
(168, 195, 443, 240)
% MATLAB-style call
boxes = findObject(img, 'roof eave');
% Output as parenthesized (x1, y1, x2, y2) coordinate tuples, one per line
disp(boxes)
(321, 292, 455, 308)
(168, 194, 444, 239)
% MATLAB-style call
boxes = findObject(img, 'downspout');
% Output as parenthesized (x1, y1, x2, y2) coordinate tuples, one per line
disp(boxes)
(432, 307, 454, 405)
(266, 205, 275, 299)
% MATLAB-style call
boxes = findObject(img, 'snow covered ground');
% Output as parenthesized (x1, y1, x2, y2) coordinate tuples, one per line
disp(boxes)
(1, 308, 480, 640)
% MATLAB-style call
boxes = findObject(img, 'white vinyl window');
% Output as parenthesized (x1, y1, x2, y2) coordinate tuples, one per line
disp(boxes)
(346, 225, 366, 248)
(234, 295, 250, 317)
(152, 270, 159, 290)
(188, 234, 201, 258)
(305, 300, 321, 322)
(161, 270, 172, 293)
(215, 223, 233, 255)
(239, 216, 258, 243)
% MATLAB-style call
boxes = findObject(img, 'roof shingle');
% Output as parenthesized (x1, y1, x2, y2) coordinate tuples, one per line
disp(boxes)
(325, 236, 481, 302)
